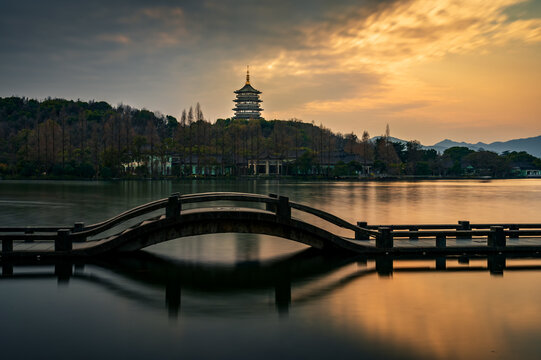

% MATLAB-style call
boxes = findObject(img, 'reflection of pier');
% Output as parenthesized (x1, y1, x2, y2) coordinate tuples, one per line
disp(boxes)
(2, 192, 541, 257)
(2, 251, 541, 318)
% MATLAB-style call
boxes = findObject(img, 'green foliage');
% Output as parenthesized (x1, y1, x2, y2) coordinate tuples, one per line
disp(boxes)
(292, 151, 315, 175)
(415, 161, 431, 175)
(332, 161, 362, 177)
(100, 166, 113, 179)
(1, 96, 540, 179)
(443, 146, 475, 162)
(77, 163, 95, 178)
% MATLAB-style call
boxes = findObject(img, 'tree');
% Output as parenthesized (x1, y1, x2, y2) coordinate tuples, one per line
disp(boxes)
(442, 146, 475, 175)
(187, 106, 194, 175)
(359, 131, 374, 167)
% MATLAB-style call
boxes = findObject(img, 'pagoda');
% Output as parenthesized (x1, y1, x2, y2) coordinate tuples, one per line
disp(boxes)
(233, 66, 263, 120)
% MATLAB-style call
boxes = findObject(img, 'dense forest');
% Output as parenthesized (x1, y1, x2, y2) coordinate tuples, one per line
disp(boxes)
(0, 96, 539, 179)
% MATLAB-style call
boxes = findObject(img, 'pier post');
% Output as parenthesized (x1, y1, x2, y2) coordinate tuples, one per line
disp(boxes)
(2, 239, 13, 253)
(73, 222, 84, 232)
(435, 257, 446, 270)
(266, 193, 278, 212)
(409, 226, 419, 240)
(376, 256, 393, 277)
(166, 193, 181, 219)
(74, 263, 85, 272)
(166, 277, 181, 319)
(509, 225, 519, 239)
(355, 221, 369, 240)
(436, 234, 446, 248)
(275, 277, 292, 315)
(488, 226, 506, 248)
(72, 222, 86, 242)
(55, 229, 72, 252)
(458, 220, 472, 239)
(376, 227, 393, 248)
(24, 227, 34, 243)
(55, 262, 72, 284)
(276, 196, 291, 221)
(488, 254, 506, 276)
(2, 263, 13, 276)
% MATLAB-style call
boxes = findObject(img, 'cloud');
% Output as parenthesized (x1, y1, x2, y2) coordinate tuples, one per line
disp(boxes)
(96, 34, 132, 45)
(238, 0, 541, 120)
(1, 0, 540, 142)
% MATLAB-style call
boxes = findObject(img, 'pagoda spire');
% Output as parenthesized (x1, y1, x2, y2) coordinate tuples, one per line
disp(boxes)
(246, 65, 250, 84)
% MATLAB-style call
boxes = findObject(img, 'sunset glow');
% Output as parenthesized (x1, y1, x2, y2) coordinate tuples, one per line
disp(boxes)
(1, 0, 540, 144)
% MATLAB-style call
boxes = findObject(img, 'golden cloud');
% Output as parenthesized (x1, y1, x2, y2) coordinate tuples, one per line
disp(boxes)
(250, 0, 541, 117)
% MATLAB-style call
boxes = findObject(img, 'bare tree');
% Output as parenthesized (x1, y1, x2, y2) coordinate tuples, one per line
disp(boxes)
(187, 106, 194, 175)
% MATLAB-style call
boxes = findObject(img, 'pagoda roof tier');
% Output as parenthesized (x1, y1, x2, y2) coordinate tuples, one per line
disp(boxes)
(233, 109, 262, 113)
(233, 98, 262, 102)
(233, 104, 263, 108)
(234, 83, 261, 94)
(233, 108, 264, 112)
(233, 108, 264, 111)
(233, 114, 263, 119)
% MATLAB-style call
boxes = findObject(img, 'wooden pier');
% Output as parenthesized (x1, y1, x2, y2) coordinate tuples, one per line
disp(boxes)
(1, 192, 541, 258)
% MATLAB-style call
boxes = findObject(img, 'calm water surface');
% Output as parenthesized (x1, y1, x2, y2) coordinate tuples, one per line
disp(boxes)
(1, 179, 541, 359)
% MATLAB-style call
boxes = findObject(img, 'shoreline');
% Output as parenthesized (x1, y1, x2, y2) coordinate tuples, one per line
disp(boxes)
(1, 175, 540, 182)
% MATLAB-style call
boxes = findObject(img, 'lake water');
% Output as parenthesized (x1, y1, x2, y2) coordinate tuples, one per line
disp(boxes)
(1, 179, 541, 359)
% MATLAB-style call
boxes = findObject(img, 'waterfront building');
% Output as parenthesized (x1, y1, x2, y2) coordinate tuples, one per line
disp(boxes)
(233, 66, 263, 120)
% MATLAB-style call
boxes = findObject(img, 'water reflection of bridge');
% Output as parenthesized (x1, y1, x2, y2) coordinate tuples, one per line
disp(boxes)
(2, 250, 540, 318)
(2, 192, 541, 257)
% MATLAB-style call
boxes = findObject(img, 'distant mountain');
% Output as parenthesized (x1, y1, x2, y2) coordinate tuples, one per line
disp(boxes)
(372, 134, 541, 158)
(426, 135, 541, 158)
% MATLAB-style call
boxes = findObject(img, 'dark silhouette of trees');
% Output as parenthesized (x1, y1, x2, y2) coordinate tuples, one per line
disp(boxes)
(1, 96, 539, 179)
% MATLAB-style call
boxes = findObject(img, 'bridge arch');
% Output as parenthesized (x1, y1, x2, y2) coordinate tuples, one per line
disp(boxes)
(1, 192, 377, 257)
(83, 209, 357, 255)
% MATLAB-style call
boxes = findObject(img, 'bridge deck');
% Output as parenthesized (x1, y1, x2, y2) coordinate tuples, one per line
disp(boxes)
(2, 192, 541, 258)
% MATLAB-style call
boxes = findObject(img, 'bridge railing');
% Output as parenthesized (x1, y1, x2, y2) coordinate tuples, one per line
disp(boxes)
(2, 192, 541, 254)
(0, 192, 374, 251)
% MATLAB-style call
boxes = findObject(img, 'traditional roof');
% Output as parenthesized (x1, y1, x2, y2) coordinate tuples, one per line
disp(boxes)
(235, 83, 261, 94)
(233, 66, 263, 120)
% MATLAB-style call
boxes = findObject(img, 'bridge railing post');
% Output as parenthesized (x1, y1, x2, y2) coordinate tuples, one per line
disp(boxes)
(55, 229, 72, 252)
(276, 196, 291, 221)
(355, 221, 369, 240)
(457, 220, 472, 239)
(24, 227, 34, 243)
(436, 234, 446, 248)
(488, 226, 505, 248)
(376, 227, 393, 249)
(509, 225, 519, 239)
(72, 222, 86, 242)
(166, 193, 181, 219)
(2, 239, 13, 253)
(73, 222, 84, 232)
(409, 226, 419, 240)
(266, 193, 278, 212)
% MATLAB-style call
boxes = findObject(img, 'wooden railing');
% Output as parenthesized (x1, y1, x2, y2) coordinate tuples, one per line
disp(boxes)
(1, 192, 367, 252)
(1, 192, 541, 253)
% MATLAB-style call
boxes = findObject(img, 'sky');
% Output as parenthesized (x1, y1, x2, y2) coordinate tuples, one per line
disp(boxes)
(1, 0, 540, 145)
